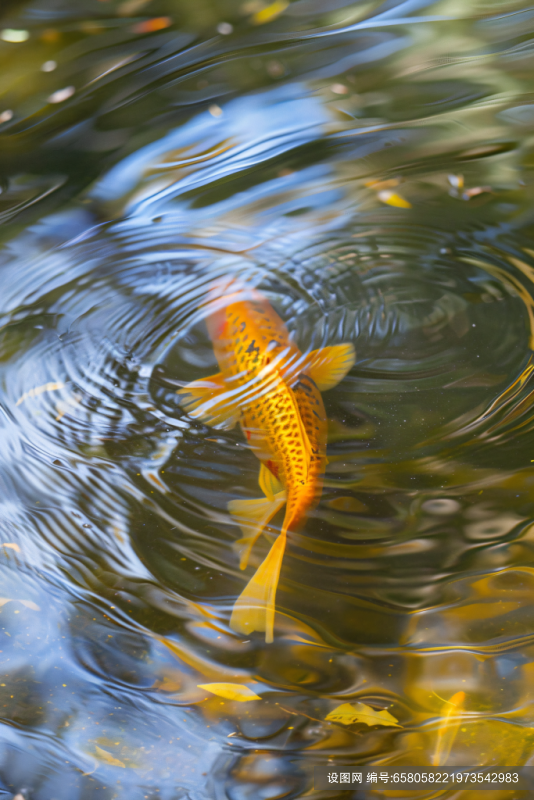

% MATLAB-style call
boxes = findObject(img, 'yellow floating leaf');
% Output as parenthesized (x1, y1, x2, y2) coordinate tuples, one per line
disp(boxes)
(325, 701, 401, 727)
(377, 189, 412, 208)
(16, 381, 65, 406)
(252, 0, 288, 25)
(432, 690, 465, 767)
(94, 745, 126, 768)
(2, 543, 20, 552)
(197, 682, 261, 701)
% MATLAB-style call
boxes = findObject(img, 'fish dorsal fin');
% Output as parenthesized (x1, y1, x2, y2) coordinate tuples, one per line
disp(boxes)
(176, 372, 238, 430)
(258, 462, 284, 501)
(304, 344, 356, 392)
(230, 530, 287, 643)
(229, 491, 286, 569)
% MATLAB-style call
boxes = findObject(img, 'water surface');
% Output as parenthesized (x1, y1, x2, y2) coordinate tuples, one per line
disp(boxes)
(2, 0, 534, 797)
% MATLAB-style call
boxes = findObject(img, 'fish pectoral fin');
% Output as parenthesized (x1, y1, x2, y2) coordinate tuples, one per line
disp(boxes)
(176, 372, 238, 430)
(228, 491, 286, 569)
(304, 344, 356, 392)
(258, 462, 284, 501)
(230, 531, 287, 643)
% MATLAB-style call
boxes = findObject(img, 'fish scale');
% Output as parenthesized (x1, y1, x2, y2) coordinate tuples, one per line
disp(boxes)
(289, 374, 328, 526)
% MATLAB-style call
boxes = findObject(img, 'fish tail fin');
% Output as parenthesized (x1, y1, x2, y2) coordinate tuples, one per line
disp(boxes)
(229, 491, 286, 569)
(230, 529, 287, 643)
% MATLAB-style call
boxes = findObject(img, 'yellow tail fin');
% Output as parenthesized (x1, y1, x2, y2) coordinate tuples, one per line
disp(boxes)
(230, 530, 287, 643)
(229, 490, 286, 569)
(304, 344, 355, 392)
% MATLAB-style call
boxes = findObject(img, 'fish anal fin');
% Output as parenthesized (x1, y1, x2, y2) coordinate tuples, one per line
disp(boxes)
(258, 462, 284, 501)
(228, 491, 286, 569)
(177, 372, 238, 429)
(230, 530, 287, 643)
(304, 344, 355, 392)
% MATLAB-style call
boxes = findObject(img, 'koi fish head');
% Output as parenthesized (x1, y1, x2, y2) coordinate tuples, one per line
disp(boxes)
(204, 276, 262, 344)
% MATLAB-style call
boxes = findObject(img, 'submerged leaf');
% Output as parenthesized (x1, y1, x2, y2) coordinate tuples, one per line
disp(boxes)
(94, 745, 126, 768)
(16, 381, 65, 406)
(325, 702, 401, 727)
(18, 599, 40, 610)
(2, 543, 20, 552)
(432, 691, 465, 766)
(197, 682, 261, 701)
(152, 675, 182, 693)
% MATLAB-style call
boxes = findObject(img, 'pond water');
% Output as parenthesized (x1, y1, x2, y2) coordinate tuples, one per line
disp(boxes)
(1, 0, 534, 797)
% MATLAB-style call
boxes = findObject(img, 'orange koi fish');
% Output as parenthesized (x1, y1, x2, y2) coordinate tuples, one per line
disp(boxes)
(178, 279, 355, 642)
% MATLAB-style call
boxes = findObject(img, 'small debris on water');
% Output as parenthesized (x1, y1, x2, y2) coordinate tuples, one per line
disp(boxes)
(48, 86, 75, 103)
(1, 29, 29, 43)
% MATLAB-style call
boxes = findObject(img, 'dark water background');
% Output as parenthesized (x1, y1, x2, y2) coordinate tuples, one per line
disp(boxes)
(2, 0, 534, 797)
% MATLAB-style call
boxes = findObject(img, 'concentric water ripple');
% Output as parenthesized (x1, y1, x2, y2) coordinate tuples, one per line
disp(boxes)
(2, 0, 534, 797)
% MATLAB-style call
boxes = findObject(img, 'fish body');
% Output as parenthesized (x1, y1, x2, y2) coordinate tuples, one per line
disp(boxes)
(205, 282, 303, 388)
(178, 279, 355, 642)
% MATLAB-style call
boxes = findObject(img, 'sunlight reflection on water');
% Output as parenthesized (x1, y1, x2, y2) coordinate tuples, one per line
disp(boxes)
(1, 0, 534, 797)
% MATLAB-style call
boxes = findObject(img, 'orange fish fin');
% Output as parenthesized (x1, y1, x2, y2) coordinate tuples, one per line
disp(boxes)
(177, 372, 238, 430)
(304, 344, 355, 392)
(230, 530, 287, 643)
(229, 491, 286, 569)
(258, 462, 284, 501)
